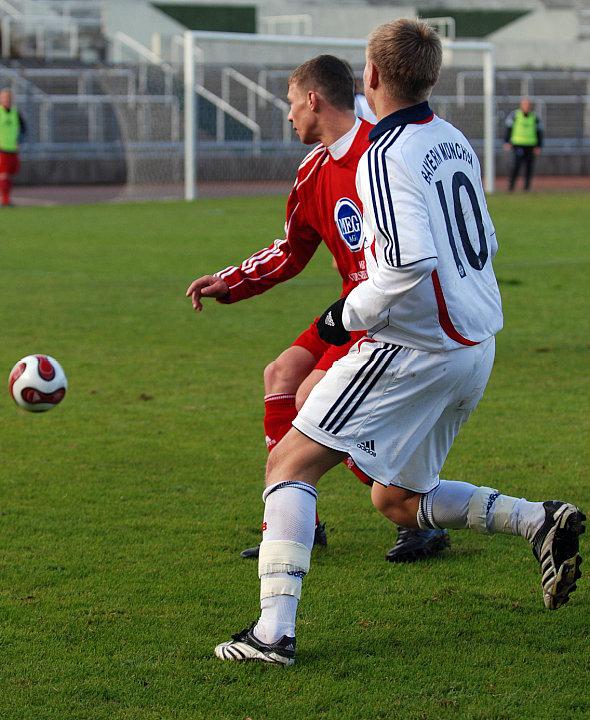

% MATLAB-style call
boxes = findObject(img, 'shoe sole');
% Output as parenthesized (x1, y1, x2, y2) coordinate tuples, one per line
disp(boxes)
(541, 505, 585, 610)
(215, 642, 294, 666)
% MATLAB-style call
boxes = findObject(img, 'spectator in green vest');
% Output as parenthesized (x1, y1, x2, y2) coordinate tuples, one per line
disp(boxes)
(503, 97, 543, 192)
(0, 88, 26, 207)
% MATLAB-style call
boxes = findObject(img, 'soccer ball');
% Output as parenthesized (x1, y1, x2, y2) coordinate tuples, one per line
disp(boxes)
(8, 355, 68, 412)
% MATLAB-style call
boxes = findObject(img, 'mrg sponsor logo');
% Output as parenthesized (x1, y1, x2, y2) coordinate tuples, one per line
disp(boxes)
(334, 198, 363, 252)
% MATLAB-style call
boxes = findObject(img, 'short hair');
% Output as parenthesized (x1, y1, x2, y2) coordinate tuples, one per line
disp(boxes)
(367, 19, 442, 103)
(289, 55, 355, 111)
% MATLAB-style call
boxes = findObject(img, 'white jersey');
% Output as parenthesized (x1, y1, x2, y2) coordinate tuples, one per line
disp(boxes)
(343, 102, 503, 352)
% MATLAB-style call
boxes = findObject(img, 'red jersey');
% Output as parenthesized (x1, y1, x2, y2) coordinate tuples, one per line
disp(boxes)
(216, 119, 373, 303)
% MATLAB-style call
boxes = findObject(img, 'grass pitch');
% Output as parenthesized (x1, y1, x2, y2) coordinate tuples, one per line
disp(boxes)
(0, 192, 589, 720)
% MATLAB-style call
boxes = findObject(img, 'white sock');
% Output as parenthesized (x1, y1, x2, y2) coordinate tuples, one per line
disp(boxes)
(259, 587, 298, 640)
(418, 479, 546, 540)
(254, 481, 317, 644)
(509, 498, 546, 541)
(417, 479, 477, 529)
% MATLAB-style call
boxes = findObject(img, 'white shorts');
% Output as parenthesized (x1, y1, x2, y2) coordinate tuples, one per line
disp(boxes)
(293, 336, 495, 491)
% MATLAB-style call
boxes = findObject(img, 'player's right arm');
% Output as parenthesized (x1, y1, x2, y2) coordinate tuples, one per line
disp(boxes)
(186, 184, 322, 310)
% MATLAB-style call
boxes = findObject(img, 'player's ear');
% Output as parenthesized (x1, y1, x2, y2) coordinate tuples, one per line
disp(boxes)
(307, 90, 320, 112)
(366, 60, 379, 91)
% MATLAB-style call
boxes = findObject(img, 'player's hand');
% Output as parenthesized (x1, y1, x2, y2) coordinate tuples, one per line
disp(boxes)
(185, 275, 230, 312)
(317, 297, 350, 346)
(503, 143, 511, 152)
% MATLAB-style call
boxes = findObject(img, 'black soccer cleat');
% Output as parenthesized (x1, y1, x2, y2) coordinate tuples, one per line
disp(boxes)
(215, 623, 296, 665)
(531, 501, 585, 610)
(240, 522, 327, 559)
(385, 526, 451, 563)
(313, 521, 328, 547)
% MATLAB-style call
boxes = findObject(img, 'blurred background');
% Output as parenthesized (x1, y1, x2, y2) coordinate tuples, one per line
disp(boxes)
(1, 0, 589, 203)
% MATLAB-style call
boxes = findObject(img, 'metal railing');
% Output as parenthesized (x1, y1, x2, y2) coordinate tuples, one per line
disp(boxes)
(0, 63, 47, 96)
(0, 0, 101, 59)
(110, 31, 175, 96)
(170, 33, 204, 81)
(15, 92, 181, 146)
(220, 67, 291, 142)
(457, 69, 590, 106)
(432, 93, 590, 150)
(19, 67, 136, 96)
(196, 83, 260, 147)
(1, 13, 80, 58)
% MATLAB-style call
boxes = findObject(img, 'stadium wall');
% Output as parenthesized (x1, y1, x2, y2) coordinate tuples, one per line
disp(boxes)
(14, 150, 590, 187)
(490, 8, 590, 68)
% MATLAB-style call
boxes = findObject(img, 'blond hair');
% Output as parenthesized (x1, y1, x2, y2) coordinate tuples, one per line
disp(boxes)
(367, 19, 442, 103)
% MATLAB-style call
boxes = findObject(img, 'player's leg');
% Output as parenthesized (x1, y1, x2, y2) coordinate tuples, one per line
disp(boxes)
(371, 338, 584, 610)
(372, 477, 585, 609)
(263, 342, 324, 547)
(508, 148, 522, 191)
(263, 345, 317, 451)
(263, 319, 335, 451)
(0, 171, 9, 206)
(217, 340, 397, 662)
(306, 340, 374, 487)
(240, 342, 324, 559)
(309, 340, 449, 563)
(0, 152, 18, 206)
(215, 428, 344, 664)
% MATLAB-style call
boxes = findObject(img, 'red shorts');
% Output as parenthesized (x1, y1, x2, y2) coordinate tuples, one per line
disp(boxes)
(0, 152, 19, 176)
(292, 318, 364, 372)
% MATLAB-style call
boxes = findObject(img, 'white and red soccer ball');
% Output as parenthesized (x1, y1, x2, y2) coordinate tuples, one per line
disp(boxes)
(8, 354, 67, 412)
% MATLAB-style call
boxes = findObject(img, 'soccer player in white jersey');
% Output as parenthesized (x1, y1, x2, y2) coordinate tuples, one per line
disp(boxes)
(214, 19, 585, 666)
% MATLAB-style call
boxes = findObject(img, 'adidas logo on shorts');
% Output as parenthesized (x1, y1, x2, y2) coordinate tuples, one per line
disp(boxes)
(357, 440, 376, 457)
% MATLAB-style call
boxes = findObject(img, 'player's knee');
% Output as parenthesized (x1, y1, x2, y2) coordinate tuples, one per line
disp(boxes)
(263, 356, 298, 394)
(263, 359, 277, 389)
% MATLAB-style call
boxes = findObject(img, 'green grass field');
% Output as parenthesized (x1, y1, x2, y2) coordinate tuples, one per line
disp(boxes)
(0, 193, 589, 720)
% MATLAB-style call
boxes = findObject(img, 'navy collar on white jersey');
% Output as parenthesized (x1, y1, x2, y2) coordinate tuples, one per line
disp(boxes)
(369, 102, 433, 141)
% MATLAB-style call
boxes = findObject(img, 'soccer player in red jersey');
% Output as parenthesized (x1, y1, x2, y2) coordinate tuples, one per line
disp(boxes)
(186, 55, 449, 562)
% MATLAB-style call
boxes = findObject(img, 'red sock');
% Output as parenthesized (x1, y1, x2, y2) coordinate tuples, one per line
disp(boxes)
(264, 393, 321, 527)
(343, 456, 374, 487)
(263, 393, 297, 451)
